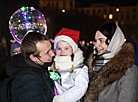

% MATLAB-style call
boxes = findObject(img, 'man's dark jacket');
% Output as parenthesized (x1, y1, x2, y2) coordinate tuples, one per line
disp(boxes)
(6, 54, 54, 102)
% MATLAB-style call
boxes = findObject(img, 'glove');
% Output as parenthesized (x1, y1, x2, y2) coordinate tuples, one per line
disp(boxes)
(49, 70, 61, 80)
(53, 95, 64, 102)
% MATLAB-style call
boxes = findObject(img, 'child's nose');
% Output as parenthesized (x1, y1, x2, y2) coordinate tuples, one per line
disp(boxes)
(61, 49, 64, 53)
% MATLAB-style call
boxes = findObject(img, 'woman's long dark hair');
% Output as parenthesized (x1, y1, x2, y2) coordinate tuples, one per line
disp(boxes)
(96, 22, 117, 45)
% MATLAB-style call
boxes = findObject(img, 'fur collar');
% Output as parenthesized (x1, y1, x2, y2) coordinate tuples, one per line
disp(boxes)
(84, 43, 135, 102)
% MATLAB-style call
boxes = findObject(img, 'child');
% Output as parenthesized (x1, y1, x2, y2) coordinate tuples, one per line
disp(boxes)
(52, 28, 89, 102)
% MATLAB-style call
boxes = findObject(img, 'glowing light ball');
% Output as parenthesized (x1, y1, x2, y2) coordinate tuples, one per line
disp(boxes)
(9, 6, 47, 44)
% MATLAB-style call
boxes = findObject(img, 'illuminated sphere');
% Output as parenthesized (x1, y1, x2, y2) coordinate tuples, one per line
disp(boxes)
(9, 6, 47, 44)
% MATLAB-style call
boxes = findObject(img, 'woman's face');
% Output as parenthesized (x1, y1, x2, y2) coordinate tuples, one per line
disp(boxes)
(94, 31, 109, 55)
(55, 41, 73, 56)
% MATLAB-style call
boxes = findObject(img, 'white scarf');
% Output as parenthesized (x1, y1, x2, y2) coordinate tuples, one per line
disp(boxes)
(104, 24, 125, 58)
(54, 48, 84, 72)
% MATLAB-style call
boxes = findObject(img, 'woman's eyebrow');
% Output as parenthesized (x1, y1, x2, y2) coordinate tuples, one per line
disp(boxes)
(95, 38, 104, 40)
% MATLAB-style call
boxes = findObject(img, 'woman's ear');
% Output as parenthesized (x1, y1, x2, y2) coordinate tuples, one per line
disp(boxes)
(108, 39, 110, 44)
(106, 39, 110, 45)
(29, 54, 37, 62)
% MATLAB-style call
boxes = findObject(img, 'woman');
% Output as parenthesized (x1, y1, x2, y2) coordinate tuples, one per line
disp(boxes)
(84, 22, 138, 102)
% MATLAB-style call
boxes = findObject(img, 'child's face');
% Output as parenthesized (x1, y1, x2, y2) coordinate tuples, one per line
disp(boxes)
(55, 41, 73, 56)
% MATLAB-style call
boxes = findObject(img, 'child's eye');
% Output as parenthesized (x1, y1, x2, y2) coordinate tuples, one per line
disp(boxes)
(56, 48, 61, 50)
(65, 48, 68, 50)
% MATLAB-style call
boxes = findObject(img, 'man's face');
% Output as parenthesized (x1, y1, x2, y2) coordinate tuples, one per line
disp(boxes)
(35, 40, 55, 65)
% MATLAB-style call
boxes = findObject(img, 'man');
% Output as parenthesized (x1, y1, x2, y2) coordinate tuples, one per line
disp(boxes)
(10, 41, 21, 56)
(6, 32, 55, 102)
(0, 42, 21, 81)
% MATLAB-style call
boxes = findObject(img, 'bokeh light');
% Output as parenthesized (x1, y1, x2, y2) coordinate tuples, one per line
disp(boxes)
(9, 6, 47, 44)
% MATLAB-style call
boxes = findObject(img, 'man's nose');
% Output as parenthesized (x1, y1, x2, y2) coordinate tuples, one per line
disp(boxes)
(50, 50, 55, 56)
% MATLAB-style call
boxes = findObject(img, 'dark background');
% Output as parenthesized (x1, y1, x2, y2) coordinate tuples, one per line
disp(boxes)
(76, 0, 137, 6)
(0, 0, 138, 45)
(0, 0, 137, 69)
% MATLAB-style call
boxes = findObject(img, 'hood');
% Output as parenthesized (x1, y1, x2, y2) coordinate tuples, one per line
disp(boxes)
(6, 54, 44, 76)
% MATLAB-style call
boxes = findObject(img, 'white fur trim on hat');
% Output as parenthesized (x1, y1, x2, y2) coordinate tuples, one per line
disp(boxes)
(54, 35, 78, 53)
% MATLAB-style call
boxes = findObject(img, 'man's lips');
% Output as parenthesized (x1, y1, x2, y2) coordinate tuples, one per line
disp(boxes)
(48, 59, 52, 62)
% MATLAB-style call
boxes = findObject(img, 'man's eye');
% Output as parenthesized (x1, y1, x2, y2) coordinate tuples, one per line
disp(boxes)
(47, 49, 53, 54)
(46, 50, 50, 54)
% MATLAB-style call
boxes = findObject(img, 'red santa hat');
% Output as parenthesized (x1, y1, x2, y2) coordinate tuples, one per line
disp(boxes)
(54, 28, 80, 53)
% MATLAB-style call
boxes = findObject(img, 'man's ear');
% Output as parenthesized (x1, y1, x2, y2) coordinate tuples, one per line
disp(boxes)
(29, 54, 37, 62)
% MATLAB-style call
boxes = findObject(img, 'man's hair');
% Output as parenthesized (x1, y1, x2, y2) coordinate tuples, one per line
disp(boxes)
(21, 32, 49, 59)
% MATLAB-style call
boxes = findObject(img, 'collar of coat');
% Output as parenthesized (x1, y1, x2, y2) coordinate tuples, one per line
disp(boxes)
(84, 43, 135, 102)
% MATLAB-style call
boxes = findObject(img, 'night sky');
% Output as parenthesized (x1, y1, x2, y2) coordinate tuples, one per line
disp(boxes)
(0, 0, 138, 43)
(77, 0, 138, 7)
(1, 0, 138, 17)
